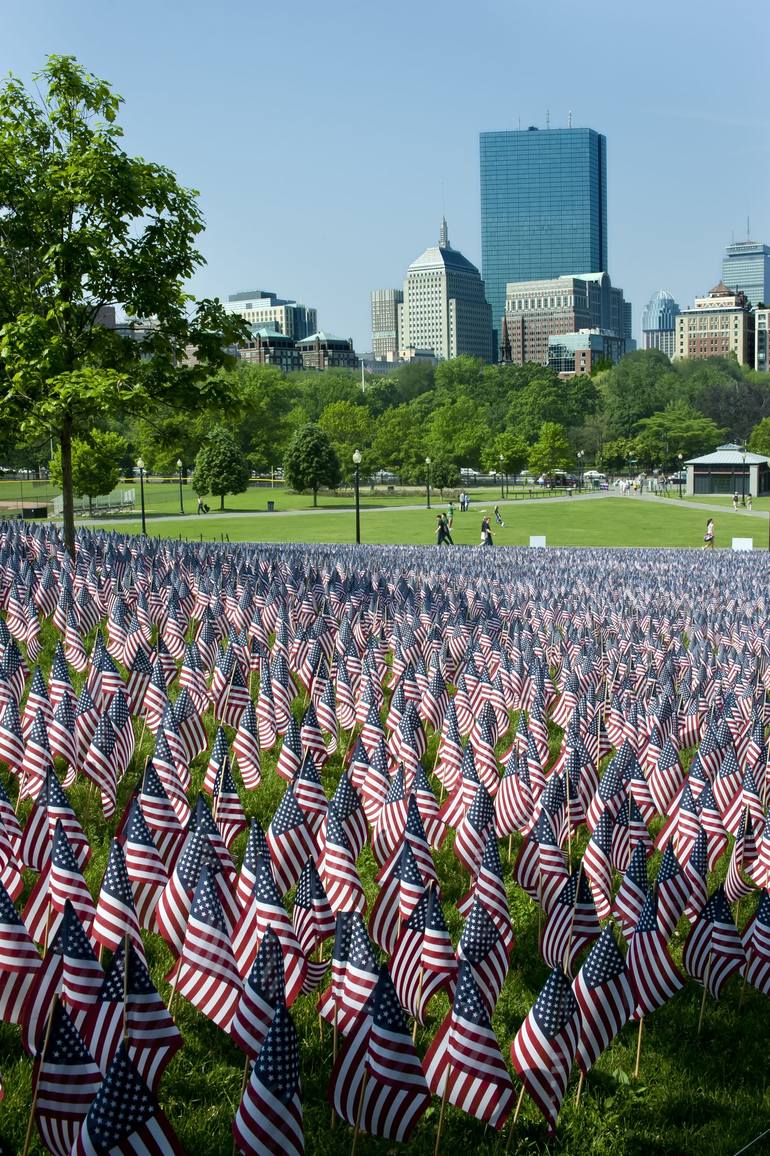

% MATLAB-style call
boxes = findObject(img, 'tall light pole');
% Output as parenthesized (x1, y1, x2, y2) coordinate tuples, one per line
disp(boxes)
(741, 442, 747, 506)
(425, 457, 431, 510)
(136, 457, 147, 535)
(352, 449, 361, 545)
(577, 449, 584, 489)
(499, 454, 505, 500)
(177, 458, 185, 515)
(677, 453, 683, 501)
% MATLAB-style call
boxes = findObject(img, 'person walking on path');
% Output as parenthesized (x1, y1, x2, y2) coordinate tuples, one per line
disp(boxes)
(703, 518, 715, 548)
(441, 513, 454, 545)
(494, 504, 504, 527)
(748, 493, 753, 510)
(481, 513, 493, 546)
(732, 492, 739, 511)
(447, 501, 455, 530)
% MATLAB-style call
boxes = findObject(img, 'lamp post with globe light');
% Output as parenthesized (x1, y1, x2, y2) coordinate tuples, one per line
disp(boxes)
(677, 453, 683, 501)
(177, 459, 184, 515)
(353, 449, 361, 545)
(425, 457, 431, 509)
(136, 457, 146, 535)
(577, 449, 584, 489)
(499, 454, 505, 500)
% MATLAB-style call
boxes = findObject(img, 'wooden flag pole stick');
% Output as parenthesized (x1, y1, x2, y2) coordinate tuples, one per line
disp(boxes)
(350, 1072, 368, 1156)
(232, 1056, 251, 1156)
(412, 967, 424, 1044)
(508, 831, 513, 862)
(434, 1067, 452, 1156)
(331, 1007, 339, 1128)
(122, 933, 130, 1043)
(697, 954, 713, 1036)
(575, 1070, 585, 1109)
(633, 1017, 644, 1079)
(505, 1082, 527, 1150)
(22, 994, 58, 1156)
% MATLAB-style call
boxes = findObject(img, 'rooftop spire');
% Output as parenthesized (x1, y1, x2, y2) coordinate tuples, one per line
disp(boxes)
(439, 216, 449, 249)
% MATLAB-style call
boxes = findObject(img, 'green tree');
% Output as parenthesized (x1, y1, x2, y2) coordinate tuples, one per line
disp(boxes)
(528, 422, 571, 479)
(318, 400, 371, 474)
(633, 401, 724, 469)
(49, 428, 127, 514)
(748, 417, 770, 457)
(425, 395, 489, 468)
(425, 459, 459, 493)
(283, 423, 341, 506)
(0, 56, 247, 554)
(482, 431, 530, 478)
(599, 349, 672, 438)
(192, 426, 250, 510)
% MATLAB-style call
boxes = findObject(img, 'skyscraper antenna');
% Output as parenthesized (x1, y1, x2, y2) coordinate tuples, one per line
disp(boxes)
(747, 216, 751, 239)
(568, 110, 573, 128)
(546, 109, 550, 129)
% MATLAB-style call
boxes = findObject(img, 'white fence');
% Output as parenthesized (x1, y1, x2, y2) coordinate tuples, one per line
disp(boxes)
(52, 488, 135, 516)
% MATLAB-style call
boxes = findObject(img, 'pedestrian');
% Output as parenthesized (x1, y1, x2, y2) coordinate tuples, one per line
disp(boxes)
(197, 496, 205, 515)
(747, 493, 753, 510)
(703, 518, 715, 548)
(440, 512, 454, 545)
(435, 514, 445, 545)
(480, 513, 493, 546)
(732, 492, 739, 511)
(494, 504, 504, 527)
(458, 491, 465, 512)
(447, 500, 455, 529)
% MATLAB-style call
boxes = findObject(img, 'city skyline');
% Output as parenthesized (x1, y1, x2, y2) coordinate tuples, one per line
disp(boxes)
(3, 0, 768, 355)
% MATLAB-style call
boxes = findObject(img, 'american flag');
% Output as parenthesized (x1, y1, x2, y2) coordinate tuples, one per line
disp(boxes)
(154, 826, 222, 957)
(742, 888, 770, 996)
(625, 889, 684, 1018)
(682, 884, 745, 999)
(120, 798, 168, 931)
(267, 784, 317, 897)
(456, 830, 514, 956)
(329, 964, 430, 1142)
(33, 997, 102, 1156)
(423, 960, 514, 1129)
(212, 758, 248, 850)
(292, 752, 328, 845)
(456, 896, 508, 1017)
(171, 865, 242, 1032)
(317, 912, 379, 1037)
(540, 867, 600, 975)
(83, 938, 182, 1092)
(72, 1041, 183, 1156)
(724, 810, 758, 903)
(514, 809, 568, 914)
(233, 699, 261, 790)
(454, 782, 495, 878)
(0, 876, 41, 1025)
(232, 1002, 303, 1156)
(390, 885, 456, 1025)
(369, 838, 426, 955)
(613, 839, 650, 938)
(48, 819, 97, 935)
(92, 838, 145, 960)
(320, 809, 366, 916)
(683, 827, 709, 923)
(20, 767, 90, 872)
(510, 965, 581, 1133)
(328, 771, 367, 860)
(231, 855, 306, 1005)
(236, 818, 272, 910)
(292, 856, 335, 959)
(231, 925, 286, 1060)
(137, 760, 185, 872)
(572, 925, 634, 1074)
(655, 840, 691, 940)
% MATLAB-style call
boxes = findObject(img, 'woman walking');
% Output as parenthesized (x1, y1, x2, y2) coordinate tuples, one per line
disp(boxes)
(481, 513, 493, 546)
(703, 518, 715, 548)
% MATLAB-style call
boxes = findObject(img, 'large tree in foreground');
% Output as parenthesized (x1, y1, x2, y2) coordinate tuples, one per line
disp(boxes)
(0, 55, 247, 554)
(283, 423, 341, 506)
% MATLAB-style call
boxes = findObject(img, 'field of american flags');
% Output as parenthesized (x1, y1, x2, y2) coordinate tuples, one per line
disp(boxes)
(1, 526, 770, 1154)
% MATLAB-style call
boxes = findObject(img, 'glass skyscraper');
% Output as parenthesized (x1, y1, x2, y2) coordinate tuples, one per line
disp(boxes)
(722, 240, 770, 308)
(480, 126, 608, 334)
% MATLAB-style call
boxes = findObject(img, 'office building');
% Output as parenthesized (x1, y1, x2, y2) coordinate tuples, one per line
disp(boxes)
(224, 290, 317, 341)
(238, 325, 303, 373)
(480, 125, 608, 334)
(674, 282, 754, 365)
(371, 289, 403, 361)
(722, 240, 770, 308)
(500, 271, 632, 365)
(548, 330, 629, 376)
(755, 308, 769, 374)
(399, 219, 494, 363)
(295, 332, 359, 371)
(641, 290, 680, 358)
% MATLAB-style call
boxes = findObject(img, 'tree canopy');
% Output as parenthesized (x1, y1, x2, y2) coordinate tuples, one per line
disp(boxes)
(192, 426, 250, 510)
(283, 423, 341, 506)
(49, 428, 127, 513)
(0, 55, 246, 552)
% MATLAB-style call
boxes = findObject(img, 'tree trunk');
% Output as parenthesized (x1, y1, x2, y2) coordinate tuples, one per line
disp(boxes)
(220, 494, 224, 511)
(60, 416, 76, 559)
(313, 486, 318, 507)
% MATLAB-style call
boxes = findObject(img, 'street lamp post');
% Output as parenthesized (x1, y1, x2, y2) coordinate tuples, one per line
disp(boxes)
(352, 449, 361, 545)
(499, 454, 505, 500)
(577, 449, 584, 489)
(177, 459, 185, 515)
(742, 443, 747, 506)
(425, 457, 431, 510)
(136, 457, 147, 535)
(677, 453, 683, 501)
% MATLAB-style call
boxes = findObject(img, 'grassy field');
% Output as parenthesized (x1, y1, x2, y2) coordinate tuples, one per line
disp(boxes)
(86, 495, 769, 550)
(1, 617, 770, 1155)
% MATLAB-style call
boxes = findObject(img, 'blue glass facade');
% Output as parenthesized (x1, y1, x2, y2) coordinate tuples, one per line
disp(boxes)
(480, 127, 608, 334)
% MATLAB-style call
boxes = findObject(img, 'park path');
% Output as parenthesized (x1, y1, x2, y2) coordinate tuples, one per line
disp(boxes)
(616, 489, 768, 520)
(78, 489, 608, 528)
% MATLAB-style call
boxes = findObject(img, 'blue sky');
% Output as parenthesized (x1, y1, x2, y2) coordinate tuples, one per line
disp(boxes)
(3, 0, 768, 351)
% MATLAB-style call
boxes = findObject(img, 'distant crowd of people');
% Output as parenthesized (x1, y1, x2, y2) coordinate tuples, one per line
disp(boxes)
(434, 496, 505, 547)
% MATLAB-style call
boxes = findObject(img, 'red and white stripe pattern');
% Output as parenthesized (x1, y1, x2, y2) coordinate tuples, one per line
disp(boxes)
(510, 965, 581, 1134)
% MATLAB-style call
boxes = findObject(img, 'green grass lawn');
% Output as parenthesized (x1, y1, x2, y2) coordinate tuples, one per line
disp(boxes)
(1, 618, 769, 1155)
(89, 496, 770, 550)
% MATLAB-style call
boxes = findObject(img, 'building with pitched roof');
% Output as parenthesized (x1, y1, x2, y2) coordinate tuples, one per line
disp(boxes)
(684, 443, 770, 497)
(674, 282, 754, 365)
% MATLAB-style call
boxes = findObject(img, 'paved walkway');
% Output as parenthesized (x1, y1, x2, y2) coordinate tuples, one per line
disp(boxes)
(77, 489, 608, 528)
(614, 489, 768, 520)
